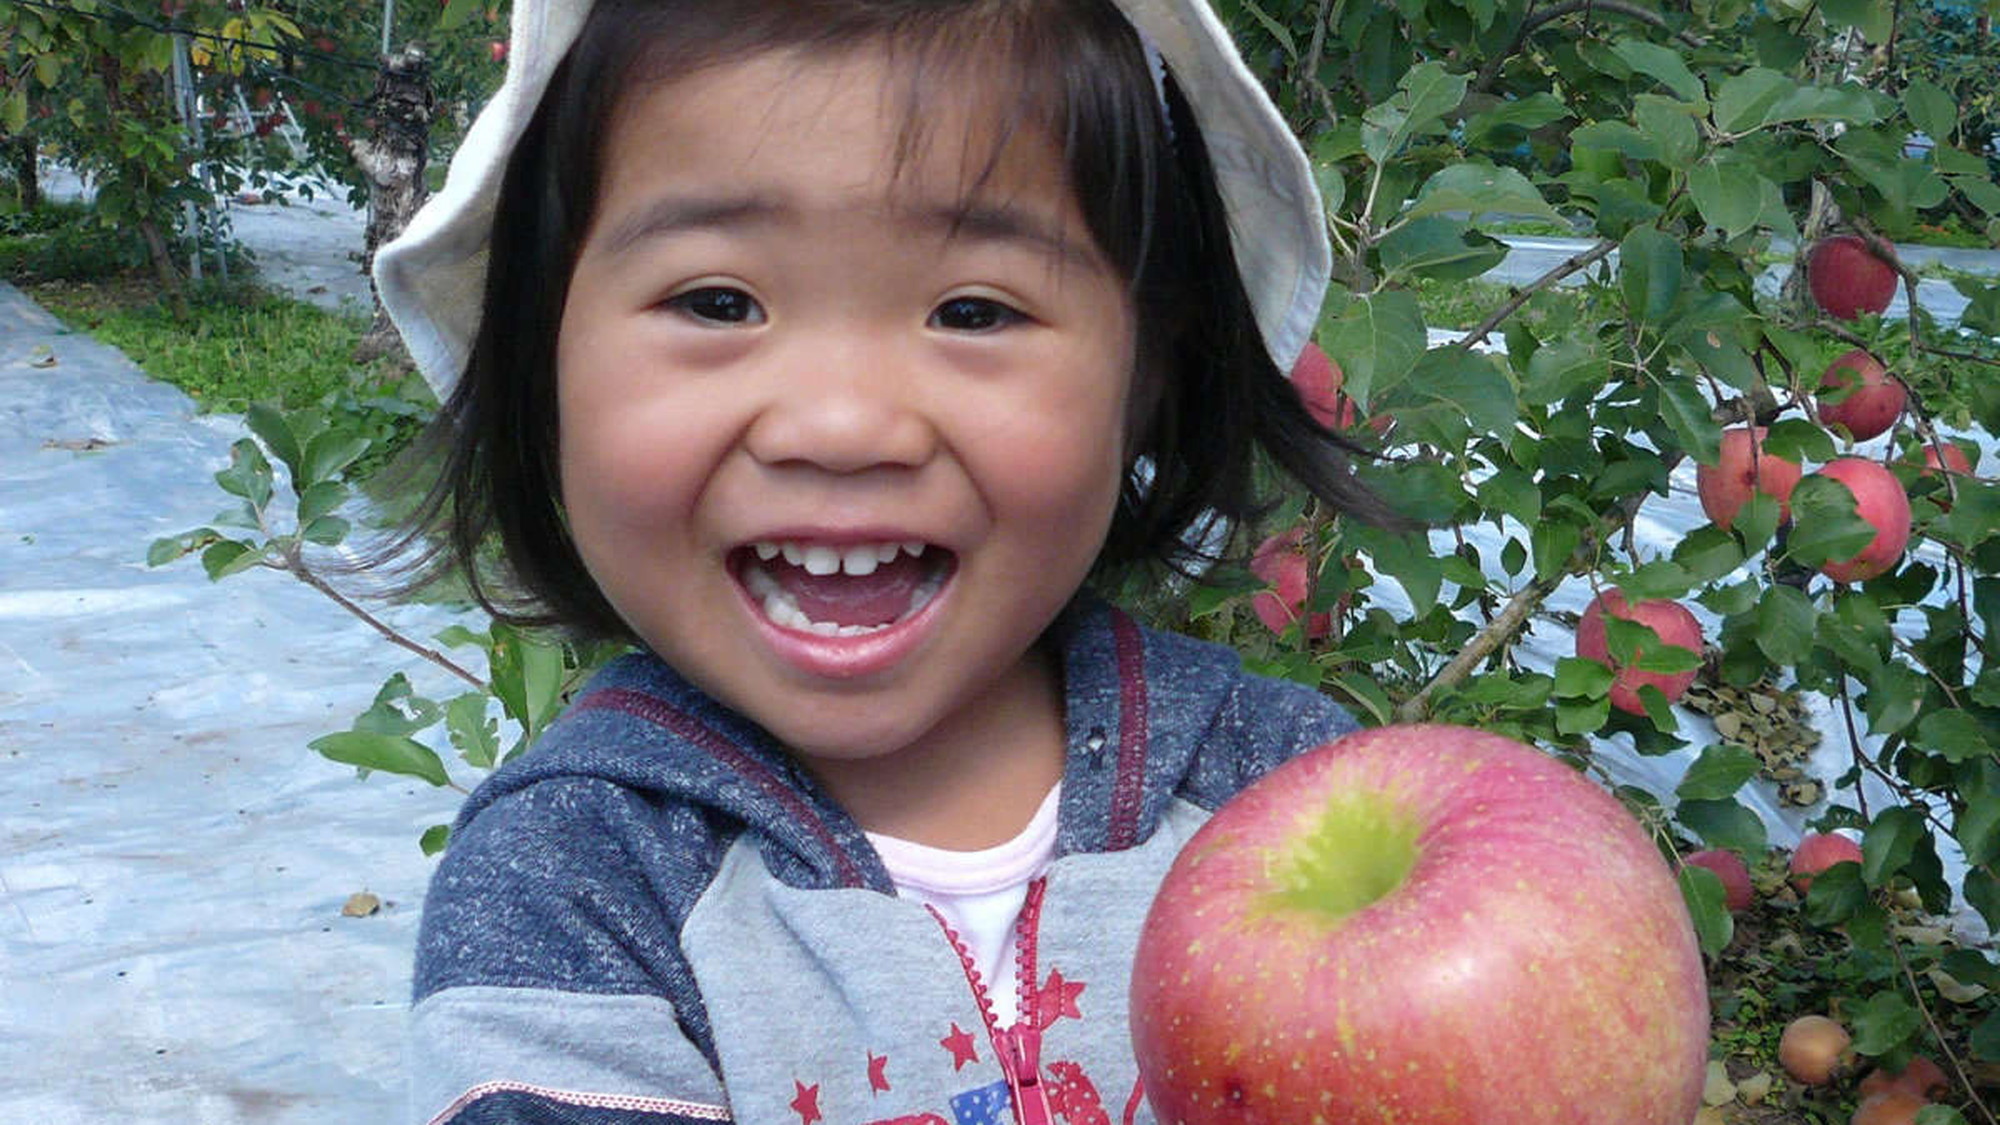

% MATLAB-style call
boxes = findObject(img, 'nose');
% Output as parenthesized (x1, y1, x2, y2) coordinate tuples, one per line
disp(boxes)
(742, 338, 938, 473)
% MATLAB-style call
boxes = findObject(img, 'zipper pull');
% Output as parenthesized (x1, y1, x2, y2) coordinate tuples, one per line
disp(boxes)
(995, 1024, 1055, 1125)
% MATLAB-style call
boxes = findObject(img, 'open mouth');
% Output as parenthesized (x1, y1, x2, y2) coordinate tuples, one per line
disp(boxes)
(733, 539, 954, 637)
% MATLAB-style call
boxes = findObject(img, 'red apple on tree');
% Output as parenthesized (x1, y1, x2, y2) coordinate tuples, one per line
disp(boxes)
(1816, 350, 1906, 442)
(1131, 723, 1709, 1125)
(1290, 340, 1356, 430)
(1916, 440, 1976, 511)
(1806, 458, 1912, 583)
(1698, 425, 1804, 531)
(1789, 831, 1863, 892)
(1575, 589, 1704, 716)
(1807, 234, 1899, 321)
(1682, 848, 1754, 912)
(1248, 526, 1330, 640)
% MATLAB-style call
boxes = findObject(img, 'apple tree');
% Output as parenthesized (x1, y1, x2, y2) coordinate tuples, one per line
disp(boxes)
(1178, 0, 2000, 1111)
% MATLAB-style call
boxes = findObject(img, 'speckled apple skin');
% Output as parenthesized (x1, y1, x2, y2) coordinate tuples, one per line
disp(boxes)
(1813, 457, 1913, 583)
(1130, 724, 1709, 1125)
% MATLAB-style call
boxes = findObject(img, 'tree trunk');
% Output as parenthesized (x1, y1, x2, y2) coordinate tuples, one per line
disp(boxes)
(138, 216, 186, 315)
(350, 45, 434, 368)
(5, 136, 39, 210)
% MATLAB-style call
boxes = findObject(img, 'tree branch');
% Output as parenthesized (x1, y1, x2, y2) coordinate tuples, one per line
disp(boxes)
(1474, 0, 1705, 93)
(1458, 237, 1618, 349)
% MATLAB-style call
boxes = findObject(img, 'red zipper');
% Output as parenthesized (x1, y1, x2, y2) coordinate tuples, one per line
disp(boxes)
(928, 876, 1052, 1125)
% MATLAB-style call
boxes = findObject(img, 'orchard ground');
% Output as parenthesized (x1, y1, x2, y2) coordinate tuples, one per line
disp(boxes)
(3, 178, 1998, 1122)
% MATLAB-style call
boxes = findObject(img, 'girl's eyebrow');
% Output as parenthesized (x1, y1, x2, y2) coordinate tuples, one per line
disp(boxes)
(589, 192, 1096, 268)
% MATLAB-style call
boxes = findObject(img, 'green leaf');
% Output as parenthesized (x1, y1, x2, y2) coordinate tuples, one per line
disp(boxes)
(1915, 1105, 1971, 1125)
(1320, 289, 1426, 409)
(1673, 528, 1745, 585)
(1688, 161, 1789, 242)
(1822, 0, 1894, 43)
(1376, 217, 1509, 282)
(1361, 61, 1468, 163)
(1, 89, 25, 135)
(1404, 162, 1562, 223)
(1753, 584, 1815, 666)
(1712, 68, 1793, 134)
(1657, 378, 1721, 467)
(1522, 338, 1609, 407)
(243, 403, 303, 486)
(1861, 806, 1926, 887)
(1802, 861, 1867, 926)
(297, 480, 349, 526)
(1969, 867, 2000, 936)
(309, 731, 452, 788)
(300, 515, 350, 546)
(147, 527, 220, 568)
(1862, 662, 1925, 737)
(1461, 93, 1569, 149)
(1610, 38, 1705, 102)
(1475, 467, 1540, 526)
(1915, 710, 1998, 763)
(1347, 526, 1445, 614)
(1678, 865, 1734, 956)
(1678, 744, 1761, 801)
(436, 0, 483, 30)
(1619, 227, 1683, 325)
(1676, 798, 1768, 854)
(1958, 787, 2000, 867)
(446, 691, 500, 770)
(300, 430, 373, 488)
(214, 438, 273, 509)
(1904, 78, 1958, 144)
(1553, 656, 1615, 698)
(1767, 83, 1889, 127)
(1531, 518, 1581, 583)
(1634, 95, 1700, 169)
(1848, 990, 1923, 1056)
(419, 824, 452, 856)
(1785, 475, 1878, 570)
(200, 538, 262, 580)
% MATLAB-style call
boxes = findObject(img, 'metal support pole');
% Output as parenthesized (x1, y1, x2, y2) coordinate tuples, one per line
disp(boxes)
(170, 32, 203, 284)
(382, 0, 397, 56)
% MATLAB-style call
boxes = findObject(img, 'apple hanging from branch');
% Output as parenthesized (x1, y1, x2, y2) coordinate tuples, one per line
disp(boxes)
(1574, 589, 1705, 716)
(1131, 724, 1709, 1125)
(1248, 526, 1332, 640)
(1698, 425, 1803, 531)
(1816, 349, 1906, 442)
(1802, 458, 1913, 583)
(1806, 234, 1899, 321)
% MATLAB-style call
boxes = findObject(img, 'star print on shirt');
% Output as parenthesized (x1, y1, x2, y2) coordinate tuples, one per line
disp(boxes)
(940, 1022, 979, 1070)
(790, 1079, 823, 1124)
(1033, 968, 1086, 1026)
(868, 1050, 891, 1093)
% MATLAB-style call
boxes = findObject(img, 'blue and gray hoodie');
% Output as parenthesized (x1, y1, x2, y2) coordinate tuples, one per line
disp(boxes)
(409, 598, 1356, 1124)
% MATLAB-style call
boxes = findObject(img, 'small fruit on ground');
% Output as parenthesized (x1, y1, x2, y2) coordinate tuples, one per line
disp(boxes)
(1850, 1090, 1931, 1125)
(1817, 350, 1906, 442)
(1858, 1056, 1950, 1102)
(1808, 458, 1913, 583)
(1131, 723, 1709, 1125)
(1778, 1014, 1852, 1085)
(1790, 831, 1863, 892)
(1248, 527, 1330, 640)
(1682, 848, 1753, 912)
(1808, 234, 1899, 320)
(1575, 589, 1704, 716)
(1698, 426, 1803, 530)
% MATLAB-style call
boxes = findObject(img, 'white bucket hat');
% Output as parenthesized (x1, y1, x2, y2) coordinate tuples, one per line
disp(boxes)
(372, 0, 1330, 398)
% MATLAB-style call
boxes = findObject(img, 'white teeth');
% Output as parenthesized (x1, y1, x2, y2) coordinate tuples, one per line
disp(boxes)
(741, 548, 947, 636)
(748, 539, 932, 576)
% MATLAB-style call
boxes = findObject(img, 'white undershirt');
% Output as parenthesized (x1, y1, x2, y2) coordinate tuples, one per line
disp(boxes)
(866, 784, 1062, 1028)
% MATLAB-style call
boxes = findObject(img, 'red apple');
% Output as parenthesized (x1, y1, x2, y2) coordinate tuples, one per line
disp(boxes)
(1131, 724, 1709, 1125)
(1779, 1014, 1852, 1085)
(1859, 1056, 1950, 1102)
(1789, 831, 1863, 892)
(1808, 234, 1899, 321)
(1698, 425, 1804, 531)
(1248, 526, 1330, 640)
(1682, 848, 1754, 912)
(1289, 340, 1359, 430)
(1808, 458, 1913, 583)
(1916, 440, 1976, 511)
(1817, 350, 1906, 442)
(1575, 589, 1704, 716)
(1851, 1090, 1931, 1125)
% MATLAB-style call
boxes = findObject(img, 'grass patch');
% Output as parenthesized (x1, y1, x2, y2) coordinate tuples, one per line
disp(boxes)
(1407, 273, 1590, 332)
(33, 276, 385, 412)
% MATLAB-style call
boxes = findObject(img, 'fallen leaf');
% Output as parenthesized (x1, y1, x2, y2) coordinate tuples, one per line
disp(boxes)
(341, 891, 382, 917)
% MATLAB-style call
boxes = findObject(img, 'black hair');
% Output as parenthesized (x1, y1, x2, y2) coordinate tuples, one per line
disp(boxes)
(389, 0, 1400, 639)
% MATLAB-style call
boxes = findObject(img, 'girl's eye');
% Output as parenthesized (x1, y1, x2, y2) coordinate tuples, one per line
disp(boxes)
(666, 286, 765, 325)
(929, 296, 1024, 332)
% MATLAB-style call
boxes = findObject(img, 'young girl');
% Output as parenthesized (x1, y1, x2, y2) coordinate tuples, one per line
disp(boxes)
(374, 0, 1399, 1121)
